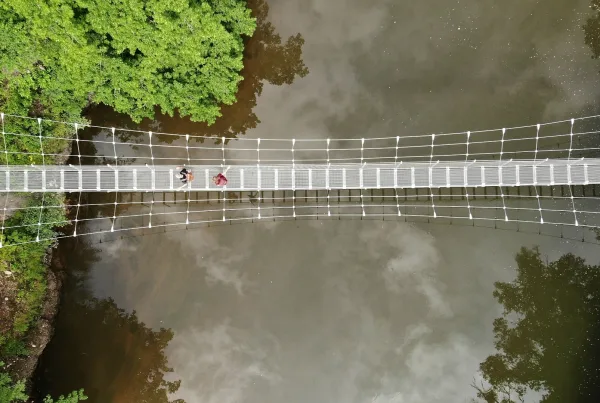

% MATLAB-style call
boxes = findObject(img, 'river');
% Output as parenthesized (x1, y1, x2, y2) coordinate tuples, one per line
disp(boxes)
(33, 0, 600, 402)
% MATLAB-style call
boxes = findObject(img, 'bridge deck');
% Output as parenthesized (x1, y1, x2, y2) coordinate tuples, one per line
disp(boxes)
(1, 159, 598, 192)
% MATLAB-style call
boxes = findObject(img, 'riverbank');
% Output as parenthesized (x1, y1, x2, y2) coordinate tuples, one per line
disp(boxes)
(0, 119, 75, 397)
(0, 253, 61, 386)
(0, 192, 69, 397)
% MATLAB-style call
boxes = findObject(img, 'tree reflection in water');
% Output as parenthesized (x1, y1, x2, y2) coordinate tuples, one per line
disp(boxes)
(473, 247, 600, 403)
(470, 12, 600, 401)
(584, 0, 600, 59)
(33, 237, 184, 403)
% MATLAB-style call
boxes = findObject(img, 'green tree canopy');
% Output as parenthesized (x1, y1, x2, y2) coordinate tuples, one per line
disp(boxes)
(475, 247, 600, 403)
(81, 0, 309, 145)
(0, 364, 27, 403)
(0, 0, 256, 123)
(1, 363, 85, 403)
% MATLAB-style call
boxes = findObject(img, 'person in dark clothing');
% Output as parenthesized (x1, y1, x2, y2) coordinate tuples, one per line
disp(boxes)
(176, 166, 193, 184)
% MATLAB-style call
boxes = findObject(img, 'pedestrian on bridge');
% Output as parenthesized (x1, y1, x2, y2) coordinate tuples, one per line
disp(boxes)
(213, 166, 230, 187)
(176, 166, 194, 184)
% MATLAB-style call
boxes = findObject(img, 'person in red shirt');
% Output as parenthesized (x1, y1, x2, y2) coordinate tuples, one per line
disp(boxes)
(213, 173, 228, 187)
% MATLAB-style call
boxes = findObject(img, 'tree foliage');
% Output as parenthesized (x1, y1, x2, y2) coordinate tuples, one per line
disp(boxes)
(181, 0, 309, 140)
(43, 389, 87, 403)
(475, 247, 600, 403)
(200, 0, 308, 137)
(2, 193, 68, 246)
(0, 364, 27, 403)
(0, 0, 256, 123)
(1, 362, 86, 403)
(83, 0, 309, 145)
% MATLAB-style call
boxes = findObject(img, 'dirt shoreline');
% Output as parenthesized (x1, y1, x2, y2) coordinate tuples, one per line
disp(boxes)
(2, 246, 63, 391)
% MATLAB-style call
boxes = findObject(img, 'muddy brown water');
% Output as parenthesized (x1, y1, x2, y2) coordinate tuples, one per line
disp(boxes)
(34, 1, 600, 402)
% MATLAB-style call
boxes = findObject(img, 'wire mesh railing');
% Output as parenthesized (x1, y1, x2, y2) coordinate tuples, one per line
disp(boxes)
(1, 112, 600, 247)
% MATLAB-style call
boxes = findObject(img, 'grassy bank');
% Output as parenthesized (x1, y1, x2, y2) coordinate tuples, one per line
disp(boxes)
(1, 193, 68, 352)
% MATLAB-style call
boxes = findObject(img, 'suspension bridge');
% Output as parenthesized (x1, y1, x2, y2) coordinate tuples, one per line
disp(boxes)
(1, 112, 600, 247)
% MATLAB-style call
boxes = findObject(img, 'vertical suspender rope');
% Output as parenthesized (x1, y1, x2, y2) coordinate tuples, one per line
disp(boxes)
(326, 138, 331, 217)
(0, 114, 8, 247)
(73, 123, 83, 237)
(147, 131, 154, 229)
(110, 127, 118, 233)
(291, 138, 295, 218)
(394, 135, 401, 217)
(222, 136, 227, 222)
(429, 133, 437, 219)
(360, 138, 365, 217)
(35, 118, 46, 242)
(532, 124, 544, 224)
(257, 138, 261, 219)
(499, 128, 509, 221)
(185, 134, 191, 226)
(567, 118, 579, 226)
(465, 131, 473, 220)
